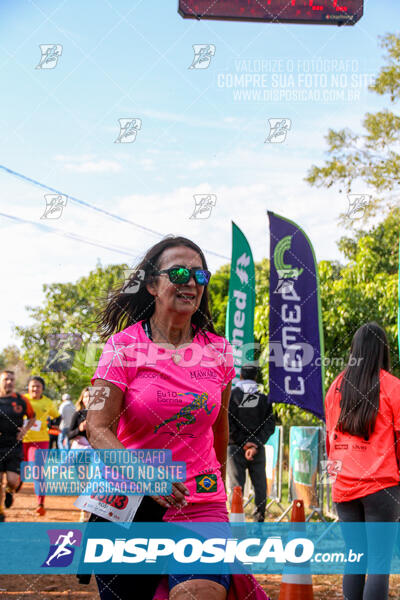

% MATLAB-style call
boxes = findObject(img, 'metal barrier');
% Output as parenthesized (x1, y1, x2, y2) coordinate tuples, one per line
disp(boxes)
(277, 426, 327, 522)
(228, 425, 337, 522)
(241, 426, 285, 518)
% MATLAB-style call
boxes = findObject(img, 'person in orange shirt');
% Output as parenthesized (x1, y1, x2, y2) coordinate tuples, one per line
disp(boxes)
(325, 322, 400, 600)
(23, 376, 59, 516)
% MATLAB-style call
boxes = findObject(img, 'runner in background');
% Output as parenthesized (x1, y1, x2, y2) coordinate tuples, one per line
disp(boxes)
(58, 393, 76, 449)
(23, 376, 59, 516)
(325, 322, 400, 600)
(0, 370, 35, 520)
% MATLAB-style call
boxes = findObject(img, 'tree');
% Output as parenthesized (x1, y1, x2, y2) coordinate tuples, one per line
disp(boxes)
(305, 30, 400, 385)
(306, 33, 400, 226)
(208, 263, 230, 336)
(319, 207, 400, 386)
(0, 345, 31, 392)
(15, 263, 126, 400)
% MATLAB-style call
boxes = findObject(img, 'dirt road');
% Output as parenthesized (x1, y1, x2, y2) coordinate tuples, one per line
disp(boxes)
(0, 484, 399, 599)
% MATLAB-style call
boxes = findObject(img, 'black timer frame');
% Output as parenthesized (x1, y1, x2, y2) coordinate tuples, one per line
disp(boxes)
(178, 0, 363, 26)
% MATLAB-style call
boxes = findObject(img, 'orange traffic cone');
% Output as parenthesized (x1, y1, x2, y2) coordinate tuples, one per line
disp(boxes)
(229, 485, 245, 522)
(278, 500, 314, 600)
(291, 499, 306, 524)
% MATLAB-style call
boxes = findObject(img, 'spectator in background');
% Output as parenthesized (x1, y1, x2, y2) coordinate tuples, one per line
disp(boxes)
(47, 415, 61, 449)
(23, 375, 59, 516)
(68, 387, 90, 449)
(228, 364, 275, 522)
(68, 387, 91, 523)
(325, 322, 400, 600)
(58, 393, 76, 449)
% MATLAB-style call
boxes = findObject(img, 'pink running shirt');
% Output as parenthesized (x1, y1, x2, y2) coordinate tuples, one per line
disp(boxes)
(92, 320, 235, 504)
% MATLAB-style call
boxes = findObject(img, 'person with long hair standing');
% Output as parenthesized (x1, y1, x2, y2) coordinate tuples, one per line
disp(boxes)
(86, 236, 237, 600)
(325, 322, 400, 600)
(68, 387, 90, 449)
(69, 387, 91, 522)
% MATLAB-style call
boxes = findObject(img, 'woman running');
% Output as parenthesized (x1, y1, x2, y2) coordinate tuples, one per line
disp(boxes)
(23, 375, 59, 516)
(86, 235, 266, 600)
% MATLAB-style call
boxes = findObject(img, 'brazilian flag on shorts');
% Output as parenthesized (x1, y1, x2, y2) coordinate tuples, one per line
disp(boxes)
(195, 474, 217, 493)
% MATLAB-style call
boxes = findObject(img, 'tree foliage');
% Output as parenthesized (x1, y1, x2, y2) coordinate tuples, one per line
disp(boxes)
(305, 33, 400, 227)
(15, 264, 126, 400)
(320, 208, 400, 386)
(208, 263, 230, 336)
(0, 345, 31, 392)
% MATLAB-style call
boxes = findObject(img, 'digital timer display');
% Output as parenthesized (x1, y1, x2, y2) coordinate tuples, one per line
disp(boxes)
(178, 0, 363, 25)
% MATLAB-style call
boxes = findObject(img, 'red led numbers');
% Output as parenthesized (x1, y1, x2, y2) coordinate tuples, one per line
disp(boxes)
(310, 1, 324, 11)
(333, 0, 348, 11)
(178, 0, 363, 25)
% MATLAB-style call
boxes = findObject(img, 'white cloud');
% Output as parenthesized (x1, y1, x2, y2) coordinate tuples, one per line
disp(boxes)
(54, 154, 96, 162)
(124, 107, 248, 131)
(63, 160, 123, 173)
(138, 158, 155, 171)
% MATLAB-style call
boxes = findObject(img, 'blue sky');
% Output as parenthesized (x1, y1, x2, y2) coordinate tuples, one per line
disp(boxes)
(0, 0, 398, 347)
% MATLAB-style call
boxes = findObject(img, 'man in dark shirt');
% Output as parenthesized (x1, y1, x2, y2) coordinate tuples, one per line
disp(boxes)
(228, 364, 275, 522)
(0, 370, 35, 520)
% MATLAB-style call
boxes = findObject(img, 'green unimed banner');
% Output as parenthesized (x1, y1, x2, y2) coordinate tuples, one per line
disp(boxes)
(225, 222, 255, 383)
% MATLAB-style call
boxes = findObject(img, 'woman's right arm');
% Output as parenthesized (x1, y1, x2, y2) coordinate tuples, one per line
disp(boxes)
(86, 379, 126, 450)
(87, 378, 188, 508)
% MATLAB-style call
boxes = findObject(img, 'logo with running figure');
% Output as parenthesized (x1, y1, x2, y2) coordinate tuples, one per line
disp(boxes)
(115, 118, 142, 143)
(190, 194, 217, 219)
(189, 44, 216, 69)
(40, 194, 68, 220)
(265, 118, 291, 143)
(42, 529, 82, 567)
(153, 392, 215, 433)
(346, 194, 371, 221)
(43, 333, 82, 372)
(273, 235, 304, 294)
(36, 44, 63, 69)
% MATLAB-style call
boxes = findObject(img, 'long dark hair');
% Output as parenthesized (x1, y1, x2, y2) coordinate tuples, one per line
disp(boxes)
(96, 236, 216, 339)
(337, 322, 390, 440)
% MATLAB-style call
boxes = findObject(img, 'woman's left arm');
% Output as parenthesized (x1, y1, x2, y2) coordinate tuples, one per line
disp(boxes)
(213, 382, 232, 485)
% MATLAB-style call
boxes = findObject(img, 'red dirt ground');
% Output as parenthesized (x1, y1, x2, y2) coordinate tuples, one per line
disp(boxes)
(0, 484, 399, 600)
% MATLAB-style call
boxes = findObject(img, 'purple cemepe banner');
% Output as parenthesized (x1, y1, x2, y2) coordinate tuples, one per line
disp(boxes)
(268, 212, 325, 421)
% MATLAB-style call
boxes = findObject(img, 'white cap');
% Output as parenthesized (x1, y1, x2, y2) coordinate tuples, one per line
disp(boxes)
(61, 393, 71, 402)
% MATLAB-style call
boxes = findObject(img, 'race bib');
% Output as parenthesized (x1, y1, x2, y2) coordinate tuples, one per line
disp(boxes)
(74, 492, 142, 528)
(30, 419, 42, 432)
